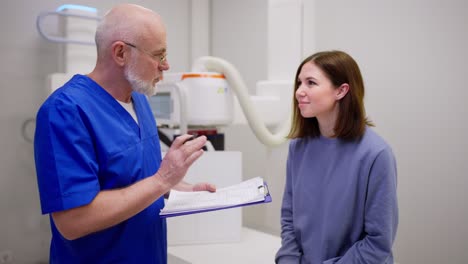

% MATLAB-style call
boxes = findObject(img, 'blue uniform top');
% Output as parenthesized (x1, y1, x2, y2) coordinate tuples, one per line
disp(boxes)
(276, 128, 398, 264)
(34, 74, 167, 264)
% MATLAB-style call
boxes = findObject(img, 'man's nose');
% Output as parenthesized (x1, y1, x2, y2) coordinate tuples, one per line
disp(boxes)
(159, 60, 170, 71)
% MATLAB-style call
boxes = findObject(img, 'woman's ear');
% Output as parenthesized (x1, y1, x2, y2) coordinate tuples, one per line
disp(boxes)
(335, 83, 349, 100)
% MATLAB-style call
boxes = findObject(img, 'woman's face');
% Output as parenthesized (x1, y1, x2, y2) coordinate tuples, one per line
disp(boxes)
(295, 61, 339, 119)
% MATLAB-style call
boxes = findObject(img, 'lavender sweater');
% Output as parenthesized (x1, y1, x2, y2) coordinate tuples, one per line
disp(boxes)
(276, 128, 398, 264)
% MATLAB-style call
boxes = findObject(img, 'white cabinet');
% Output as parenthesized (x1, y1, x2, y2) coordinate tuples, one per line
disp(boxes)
(166, 151, 242, 245)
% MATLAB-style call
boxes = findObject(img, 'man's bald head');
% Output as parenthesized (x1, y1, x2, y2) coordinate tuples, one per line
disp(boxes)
(95, 4, 166, 59)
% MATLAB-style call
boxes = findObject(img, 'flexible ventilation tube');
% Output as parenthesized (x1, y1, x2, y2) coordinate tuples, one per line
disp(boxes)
(192, 56, 290, 147)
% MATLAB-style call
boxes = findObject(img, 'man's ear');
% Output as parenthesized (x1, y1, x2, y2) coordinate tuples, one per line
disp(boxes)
(335, 83, 349, 100)
(111, 42, 126, 66)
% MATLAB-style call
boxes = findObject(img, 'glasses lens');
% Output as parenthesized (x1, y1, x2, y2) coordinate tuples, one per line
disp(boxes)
(159, 54, 167, 64)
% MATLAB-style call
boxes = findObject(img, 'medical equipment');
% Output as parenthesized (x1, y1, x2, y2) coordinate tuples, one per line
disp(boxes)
(152, 72, 233, 129)
(36, 4, 99, 75)
(36, 4, 99, 46)
(152, 57, 292, 148)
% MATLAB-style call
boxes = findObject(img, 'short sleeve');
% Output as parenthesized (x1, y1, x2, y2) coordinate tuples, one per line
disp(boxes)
(34, 96, 100, 214)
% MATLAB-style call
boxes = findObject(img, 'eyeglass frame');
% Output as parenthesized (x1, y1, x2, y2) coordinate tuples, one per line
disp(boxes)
(121, 41, 167, 64)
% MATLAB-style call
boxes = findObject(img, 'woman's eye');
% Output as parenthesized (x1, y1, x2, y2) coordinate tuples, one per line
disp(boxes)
(307, 80, 316, 86)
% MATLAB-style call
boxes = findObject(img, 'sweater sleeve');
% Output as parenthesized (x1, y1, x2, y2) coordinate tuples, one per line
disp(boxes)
(334, 147, 399, 264)
(276, 142, 302, 263)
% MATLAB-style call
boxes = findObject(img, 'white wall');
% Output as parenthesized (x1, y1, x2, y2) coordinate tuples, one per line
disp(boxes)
(214, 0, 468, 263)
(313, 1, 468, 263)
(0, 1, 191, 263)
(211, 0, 268, 93)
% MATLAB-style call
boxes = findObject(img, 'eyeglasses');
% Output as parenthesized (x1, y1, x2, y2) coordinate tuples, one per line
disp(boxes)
(122, 41, 167, 64)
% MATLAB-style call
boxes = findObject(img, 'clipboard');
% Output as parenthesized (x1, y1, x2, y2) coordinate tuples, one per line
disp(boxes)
(160, 180, 271, 218)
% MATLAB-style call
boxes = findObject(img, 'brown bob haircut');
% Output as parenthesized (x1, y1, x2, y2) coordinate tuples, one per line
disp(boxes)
(288, 50, 373, 140)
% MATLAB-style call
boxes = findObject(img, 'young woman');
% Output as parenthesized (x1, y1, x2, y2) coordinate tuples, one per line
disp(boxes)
(276, 50, 398, 264)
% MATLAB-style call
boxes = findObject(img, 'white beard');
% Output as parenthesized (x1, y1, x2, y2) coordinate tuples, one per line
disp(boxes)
(124, 57, 156, 97)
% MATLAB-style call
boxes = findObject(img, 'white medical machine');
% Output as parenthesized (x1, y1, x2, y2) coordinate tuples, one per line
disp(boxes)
(152, 72, 233, 128)
(153, 58, 292, 150)
(37, 4, 291, 247)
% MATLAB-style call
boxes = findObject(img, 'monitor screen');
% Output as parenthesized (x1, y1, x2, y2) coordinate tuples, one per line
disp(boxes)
(149, 92, 172, 120)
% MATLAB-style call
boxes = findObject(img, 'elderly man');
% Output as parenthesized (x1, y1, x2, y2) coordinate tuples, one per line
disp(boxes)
(34, 4, 215, 263)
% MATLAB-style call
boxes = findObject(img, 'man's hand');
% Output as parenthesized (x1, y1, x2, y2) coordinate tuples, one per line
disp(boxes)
(191, 182, 216, 192)
(155, 134, 207, 189)
(172, 181, 217, 192)
(164, 181, 216, 199)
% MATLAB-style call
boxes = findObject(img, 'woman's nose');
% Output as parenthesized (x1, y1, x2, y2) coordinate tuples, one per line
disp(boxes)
(296, 86, 305, 98)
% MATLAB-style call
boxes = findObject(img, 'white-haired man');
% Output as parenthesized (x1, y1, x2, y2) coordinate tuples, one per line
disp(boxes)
(34, 4, 215, 263)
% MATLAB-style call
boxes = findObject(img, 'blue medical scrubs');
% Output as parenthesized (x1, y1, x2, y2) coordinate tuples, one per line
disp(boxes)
(34, 74, 167, 263)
